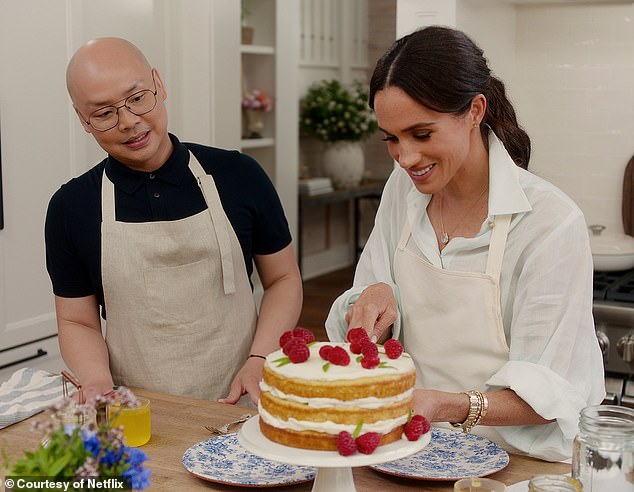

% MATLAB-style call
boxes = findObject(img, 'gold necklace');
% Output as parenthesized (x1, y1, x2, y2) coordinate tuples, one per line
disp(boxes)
(438, 186, 488, 245)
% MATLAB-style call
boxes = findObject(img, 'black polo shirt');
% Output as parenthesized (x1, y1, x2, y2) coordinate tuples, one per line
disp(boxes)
(45, 134, 291, 317)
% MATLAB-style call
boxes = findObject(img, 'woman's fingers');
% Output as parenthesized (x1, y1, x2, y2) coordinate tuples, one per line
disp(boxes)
(345, 283, 397, 342)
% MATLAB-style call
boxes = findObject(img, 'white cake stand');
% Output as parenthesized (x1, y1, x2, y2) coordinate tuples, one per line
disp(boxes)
(238, 416, 431, 492)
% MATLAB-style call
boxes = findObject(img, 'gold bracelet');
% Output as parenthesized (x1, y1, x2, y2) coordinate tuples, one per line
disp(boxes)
(476, 391, 489, 424)
(451, 391, 482, 434)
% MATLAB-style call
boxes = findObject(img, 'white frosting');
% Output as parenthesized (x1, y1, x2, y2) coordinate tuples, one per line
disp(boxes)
(258, 404, 408, 435)
(259, 381, 414, 409)
(264, 342, 415, 381)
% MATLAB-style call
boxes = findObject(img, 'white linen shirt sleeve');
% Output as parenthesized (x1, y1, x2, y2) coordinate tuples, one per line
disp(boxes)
(484, 187, 605, 461)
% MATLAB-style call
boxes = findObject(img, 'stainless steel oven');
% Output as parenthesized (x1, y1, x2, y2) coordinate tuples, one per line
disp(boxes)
(593, 270, 634, 408)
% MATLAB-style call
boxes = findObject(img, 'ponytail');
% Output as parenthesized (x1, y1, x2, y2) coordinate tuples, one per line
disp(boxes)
(483, 77, 531, 169)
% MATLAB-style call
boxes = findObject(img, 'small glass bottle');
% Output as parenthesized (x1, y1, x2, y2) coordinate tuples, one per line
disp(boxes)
(572, 405, 634, 492)
(528, 475, 582, 492)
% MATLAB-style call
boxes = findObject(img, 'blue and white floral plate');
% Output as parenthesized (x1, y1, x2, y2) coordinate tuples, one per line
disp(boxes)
(369, 428, 509, 481)
(182, 433, 316, 487)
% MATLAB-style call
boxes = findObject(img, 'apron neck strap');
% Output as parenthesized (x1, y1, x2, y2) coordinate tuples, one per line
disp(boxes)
(187, 151, 237, 295)
(485, 214, 512, 281)
(102, 170, 116, 222)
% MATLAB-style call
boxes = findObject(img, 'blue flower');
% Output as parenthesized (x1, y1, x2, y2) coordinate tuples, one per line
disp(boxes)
(126, 447, 148, 467)
(122, 464, 152, 490)
(81, 430, 101, 457)
(101, 447, 123, 466)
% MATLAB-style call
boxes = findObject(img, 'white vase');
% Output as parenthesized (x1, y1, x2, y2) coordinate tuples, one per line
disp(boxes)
(322, 141, 364, 189)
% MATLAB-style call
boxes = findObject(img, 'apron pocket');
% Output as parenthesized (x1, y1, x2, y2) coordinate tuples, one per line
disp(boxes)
(143, 258, 214, 336)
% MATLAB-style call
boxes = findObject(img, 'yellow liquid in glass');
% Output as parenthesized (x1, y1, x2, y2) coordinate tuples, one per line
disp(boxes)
(108, 398, 151, 447)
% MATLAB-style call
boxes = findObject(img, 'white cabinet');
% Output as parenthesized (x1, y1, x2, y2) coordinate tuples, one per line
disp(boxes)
(0, 1, 70, 358)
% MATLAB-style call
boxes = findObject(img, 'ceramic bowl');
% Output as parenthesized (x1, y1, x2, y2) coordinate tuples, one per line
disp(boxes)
(589, 229, 634, 271)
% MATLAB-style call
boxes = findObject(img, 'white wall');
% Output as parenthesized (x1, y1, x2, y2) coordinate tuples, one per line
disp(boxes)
(513, 3, 634, 234)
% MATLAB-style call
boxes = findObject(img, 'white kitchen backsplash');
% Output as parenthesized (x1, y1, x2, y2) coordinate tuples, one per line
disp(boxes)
(513, 3, 634, 235)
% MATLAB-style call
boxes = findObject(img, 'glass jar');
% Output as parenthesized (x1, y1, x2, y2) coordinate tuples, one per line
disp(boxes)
(572, 405, 634, 492)
(528, 475, 582, 492)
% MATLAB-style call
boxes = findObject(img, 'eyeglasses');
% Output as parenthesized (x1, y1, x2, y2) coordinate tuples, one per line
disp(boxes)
(79, 74, 158, 132)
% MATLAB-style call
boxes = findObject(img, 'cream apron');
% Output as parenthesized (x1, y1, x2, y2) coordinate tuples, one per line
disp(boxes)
(393, 213, 515, 447)
(101, 152, 257, 400)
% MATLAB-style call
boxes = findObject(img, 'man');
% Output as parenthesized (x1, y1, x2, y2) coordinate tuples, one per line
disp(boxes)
(45, 37, 302, 404)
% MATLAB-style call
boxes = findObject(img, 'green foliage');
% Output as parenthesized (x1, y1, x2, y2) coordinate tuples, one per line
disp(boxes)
(300, 79, 378, 143)
(2, 390, 150, 490)
(7, 427, 88, 478)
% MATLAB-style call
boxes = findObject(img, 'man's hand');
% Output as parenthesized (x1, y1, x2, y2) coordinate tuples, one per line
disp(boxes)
(218, 356, 265, 406)
(80, 379, 116, 404)
(345, 282, 398, 343)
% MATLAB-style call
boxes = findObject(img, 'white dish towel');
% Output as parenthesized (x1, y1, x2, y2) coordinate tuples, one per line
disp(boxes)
(0, 367, 63, 429)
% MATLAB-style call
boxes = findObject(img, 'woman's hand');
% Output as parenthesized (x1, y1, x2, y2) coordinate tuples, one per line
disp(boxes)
(345, 282, 398, 343)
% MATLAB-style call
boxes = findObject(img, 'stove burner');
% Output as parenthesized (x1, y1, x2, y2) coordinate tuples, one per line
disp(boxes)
(594, 269, 634, 303)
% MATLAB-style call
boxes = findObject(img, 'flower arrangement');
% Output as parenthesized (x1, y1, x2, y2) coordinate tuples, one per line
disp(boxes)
(241, 89, 273, 112)
(300, 79, 378, 143)
(2, 388, 151, 490)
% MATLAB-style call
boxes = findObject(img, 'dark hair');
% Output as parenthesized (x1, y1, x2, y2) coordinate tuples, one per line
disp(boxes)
(369, 26, 530, 169)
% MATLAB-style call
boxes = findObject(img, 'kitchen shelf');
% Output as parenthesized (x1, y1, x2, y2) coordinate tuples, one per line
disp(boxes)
(241, 44, 275, 55)
(240, 137, 275, 149)
(238, 0, 299, 242)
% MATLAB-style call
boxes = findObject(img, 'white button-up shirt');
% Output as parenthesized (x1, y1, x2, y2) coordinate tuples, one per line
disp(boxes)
(326, 132, 605, 461)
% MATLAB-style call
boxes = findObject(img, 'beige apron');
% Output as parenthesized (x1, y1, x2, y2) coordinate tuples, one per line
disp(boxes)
(393, 212, 514, 447)
(101, 152, 257, 400)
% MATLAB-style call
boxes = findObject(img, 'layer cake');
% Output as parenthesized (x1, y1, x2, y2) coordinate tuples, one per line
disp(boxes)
(258, 341, 416, 451)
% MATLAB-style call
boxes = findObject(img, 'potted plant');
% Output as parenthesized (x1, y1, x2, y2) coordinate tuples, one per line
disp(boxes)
(242, 89, 273, 139)
(300, 79, 378, 188)
(2, 388, 151, 491)
(241, 2, 254, 45)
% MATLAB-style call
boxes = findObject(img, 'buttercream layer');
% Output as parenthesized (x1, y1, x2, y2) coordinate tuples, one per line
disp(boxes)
(259, 389, 413, 425)
(259, 418, 406, 451)
(259, 381, 414, 409)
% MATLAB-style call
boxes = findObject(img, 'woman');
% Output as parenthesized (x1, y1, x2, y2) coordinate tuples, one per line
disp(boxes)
(325, 26, 604, 461)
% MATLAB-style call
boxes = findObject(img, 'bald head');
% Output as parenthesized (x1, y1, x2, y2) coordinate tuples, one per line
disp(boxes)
(66, 38, 151, 102)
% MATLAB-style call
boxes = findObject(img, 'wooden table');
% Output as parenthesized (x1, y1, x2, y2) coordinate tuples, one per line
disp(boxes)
(0, 388, 570, 491)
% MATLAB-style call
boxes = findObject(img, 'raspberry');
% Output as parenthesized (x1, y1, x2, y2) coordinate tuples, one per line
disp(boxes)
(319, 345, 333, 360)
(404, 414, 430, 441)
(279, 330, 294, 348)
(355, 432, 381, 454)
(292, 327, 316, 344)
(384, 339, 403, 359)
(327, 346, 350, 366)
(336, 431, 357, 456)
(361, 341, 378, 358)
(283, 337, 306, 356)
(349, 341, 365, 354)
(286, 341, 310, 363)
(346, 327, 369, 344)
(412, 414, 431, 434)
(360, 355, 380, 369)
